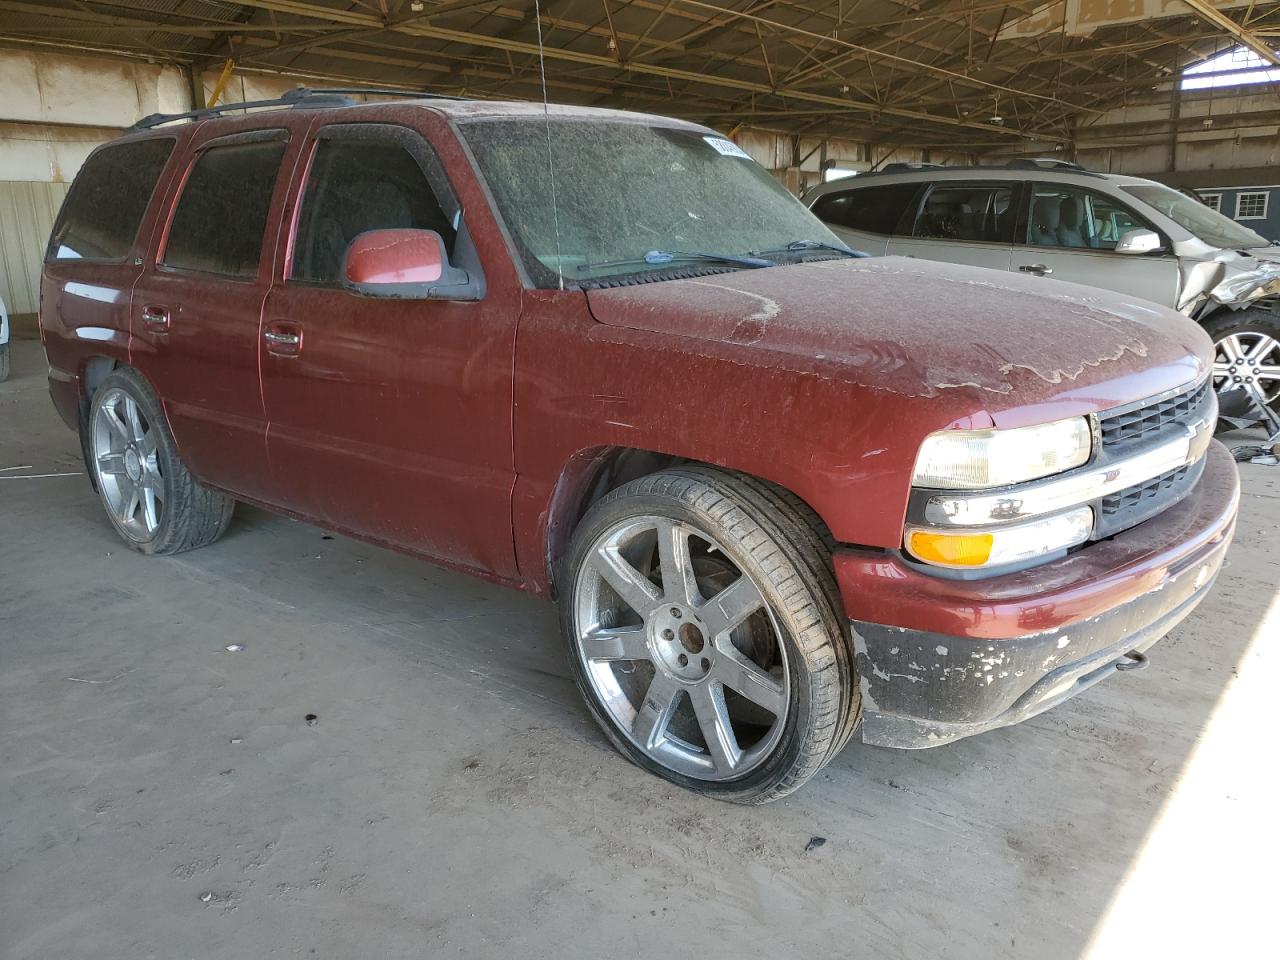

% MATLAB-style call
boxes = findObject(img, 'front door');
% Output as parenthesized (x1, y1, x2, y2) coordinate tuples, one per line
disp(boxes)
(130, 128, 298, 504)
(1010, 183, 1182, 307)
(259, 122, 521, 578)
(886, 179, 1017, 271)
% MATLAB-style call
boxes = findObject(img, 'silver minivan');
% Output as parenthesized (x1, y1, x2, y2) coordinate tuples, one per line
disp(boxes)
(803, 161, 1280, 421)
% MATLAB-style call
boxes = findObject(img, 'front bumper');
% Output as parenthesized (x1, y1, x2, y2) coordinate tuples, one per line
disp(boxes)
(834, 440, 1240, 749)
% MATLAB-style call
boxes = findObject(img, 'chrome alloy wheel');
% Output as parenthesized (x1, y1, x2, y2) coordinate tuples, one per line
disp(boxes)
(92, 386, 164, 542)
(572, 517, 790, 781)
(1214, 331, 1280, 407)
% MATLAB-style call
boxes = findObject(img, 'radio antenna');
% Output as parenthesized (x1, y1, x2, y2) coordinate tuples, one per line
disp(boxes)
(532, 0, 565, 290)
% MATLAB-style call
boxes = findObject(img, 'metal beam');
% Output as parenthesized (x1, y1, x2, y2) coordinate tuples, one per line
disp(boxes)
(1179, 0, 1280, 65)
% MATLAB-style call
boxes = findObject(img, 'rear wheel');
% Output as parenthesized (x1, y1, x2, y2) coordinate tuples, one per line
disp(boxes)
(87, 367, 234, 555)
(560, 466, 859, 804)
(1204, 308, 1280, 422)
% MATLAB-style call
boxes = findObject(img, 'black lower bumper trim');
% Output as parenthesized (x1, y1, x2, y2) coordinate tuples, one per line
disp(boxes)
(851, 541, 1229, 749)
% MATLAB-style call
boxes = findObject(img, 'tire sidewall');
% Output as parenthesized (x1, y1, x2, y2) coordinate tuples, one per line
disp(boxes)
(88, 369, 182, 555)
(559, 486, 823, 803)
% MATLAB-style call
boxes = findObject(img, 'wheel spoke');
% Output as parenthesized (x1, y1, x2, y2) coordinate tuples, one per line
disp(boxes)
(580, 626, 650, 662)
(118, 480, 140, 525)
(1244, 335, 1278, 361)
(632, 673, 681, 750)
(97, 453, 126, 477)
(655, 519, 698, 605)
(699, 574, 765, 639)
(689, 682, 741, 774)
(102, 403, 130, 443)
(123, 396, 146, 443)
(1219, 335, 1246, 363)
(141, 486, 160, 533)
(138, 432, 158, 459)
(712, 643, 787, 717)
(1257, 364, 1280, 382)
(591, 544, 661, 619)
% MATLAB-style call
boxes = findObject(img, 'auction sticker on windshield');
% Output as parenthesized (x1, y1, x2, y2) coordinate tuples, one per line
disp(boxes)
(704, 136, 753, 160)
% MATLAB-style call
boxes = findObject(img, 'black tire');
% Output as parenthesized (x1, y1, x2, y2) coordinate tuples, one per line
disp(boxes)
(1202, 307, 1280, 421)
(559, 465, 859, 804)
(0, 343, 9, 383)
(86, 367, 234, 555)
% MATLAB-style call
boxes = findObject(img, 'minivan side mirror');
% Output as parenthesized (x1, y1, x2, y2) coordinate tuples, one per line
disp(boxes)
(1114, 228, 1163, 255)
(342, 229, 480, 301)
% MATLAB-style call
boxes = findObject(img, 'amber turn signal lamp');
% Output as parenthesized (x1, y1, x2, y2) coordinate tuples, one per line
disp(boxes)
(907, 530, 994, 567)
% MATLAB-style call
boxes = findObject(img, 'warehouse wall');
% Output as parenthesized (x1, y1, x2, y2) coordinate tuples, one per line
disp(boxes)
(0, 181, 68, 315)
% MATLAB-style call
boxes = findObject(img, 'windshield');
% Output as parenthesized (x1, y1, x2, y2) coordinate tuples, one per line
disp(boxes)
(461, 118, 841, 286)
(1123, 183, 1269, 250)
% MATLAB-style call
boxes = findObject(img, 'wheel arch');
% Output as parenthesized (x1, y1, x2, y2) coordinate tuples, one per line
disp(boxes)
(542, 444, 833, 599)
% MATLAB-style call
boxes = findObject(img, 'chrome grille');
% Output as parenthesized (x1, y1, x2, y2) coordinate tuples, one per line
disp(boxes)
(1100, 379, 1211, 448)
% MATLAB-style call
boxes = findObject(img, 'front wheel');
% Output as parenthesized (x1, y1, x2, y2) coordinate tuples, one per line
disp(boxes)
(87, 367, 234, 555)
(1204, 308, 1280, 423)
(560, 466, 859, 804)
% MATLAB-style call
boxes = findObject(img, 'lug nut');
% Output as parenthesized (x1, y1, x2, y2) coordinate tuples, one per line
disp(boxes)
(662, 628, 674, 640)
(670, 607, 682, 618)
(701, 657, 710, 670)
(678, 653, 688, 666)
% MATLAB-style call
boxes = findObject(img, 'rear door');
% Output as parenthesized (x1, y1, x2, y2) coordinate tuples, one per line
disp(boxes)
(258, 119, 522, 577)
(130, 125, 303, 504)
(1011, 182, 1181, 306)
(887, 179, 1018, 271)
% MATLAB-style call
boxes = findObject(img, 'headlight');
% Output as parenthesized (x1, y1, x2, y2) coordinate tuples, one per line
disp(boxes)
(912, 417, 1092, 490)
(905, 507, 1094, 569)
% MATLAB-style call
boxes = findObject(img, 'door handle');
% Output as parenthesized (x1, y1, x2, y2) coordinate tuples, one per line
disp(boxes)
(141, 305, 170, 331)
(263, 322, 303, 357)
(1019, 264, 1053, 276)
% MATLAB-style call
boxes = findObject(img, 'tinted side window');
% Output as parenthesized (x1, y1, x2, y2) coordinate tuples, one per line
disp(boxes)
(292, 139, 456, 284)
(163, 139, 287, 278)
(913, 182, 1015, 242)
(813, 183, 917, 235)
(49, 138, 174, 261)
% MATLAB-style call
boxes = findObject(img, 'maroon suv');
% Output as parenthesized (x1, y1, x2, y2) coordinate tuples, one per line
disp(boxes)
(40, 90, 1240, 802)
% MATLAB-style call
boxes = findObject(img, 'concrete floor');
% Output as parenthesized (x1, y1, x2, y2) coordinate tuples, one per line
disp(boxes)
(1, 339, 1275, 959)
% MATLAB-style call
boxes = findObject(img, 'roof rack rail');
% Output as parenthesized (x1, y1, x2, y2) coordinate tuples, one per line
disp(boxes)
(129, 86, 463, 131)
(1004, 158, 1086, 171)
(879, 161, 946, 172)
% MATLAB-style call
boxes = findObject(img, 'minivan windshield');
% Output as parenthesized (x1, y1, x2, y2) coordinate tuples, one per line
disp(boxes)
(1123, 183, 1269, 250)
(462, 118, 842, 286)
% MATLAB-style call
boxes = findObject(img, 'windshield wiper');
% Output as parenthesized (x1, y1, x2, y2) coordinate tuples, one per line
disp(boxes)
(576, 249, 775, 273)
(757, 239, 871, 259)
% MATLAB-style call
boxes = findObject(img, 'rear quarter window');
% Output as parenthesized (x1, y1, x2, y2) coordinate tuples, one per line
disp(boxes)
(812, 182, 919, 235)
(47, 138, 175, 261)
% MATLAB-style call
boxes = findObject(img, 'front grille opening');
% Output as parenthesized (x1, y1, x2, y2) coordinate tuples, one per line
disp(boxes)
(1101, 465, 1191, 516)
(1100, 380, 1210, 447)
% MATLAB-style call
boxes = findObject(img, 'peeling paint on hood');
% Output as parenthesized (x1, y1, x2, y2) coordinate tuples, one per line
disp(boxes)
(586, 257, 1211, 407)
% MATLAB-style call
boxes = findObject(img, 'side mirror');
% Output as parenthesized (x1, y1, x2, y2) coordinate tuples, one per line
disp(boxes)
(1114, 228, 1163, 255)
(342, 229, 479, 300)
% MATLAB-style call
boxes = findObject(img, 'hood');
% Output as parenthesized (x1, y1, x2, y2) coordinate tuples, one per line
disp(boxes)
(585, 258, 1210, 419)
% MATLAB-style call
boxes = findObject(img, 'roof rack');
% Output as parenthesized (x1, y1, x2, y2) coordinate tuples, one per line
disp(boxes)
(1004, 158, 1086, 171)
(129, 86, 463, 131)
(879, 161, 946, 172)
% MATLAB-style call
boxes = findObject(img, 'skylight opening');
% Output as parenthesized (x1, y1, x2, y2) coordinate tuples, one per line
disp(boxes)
(1181, 45, 1280, 90)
